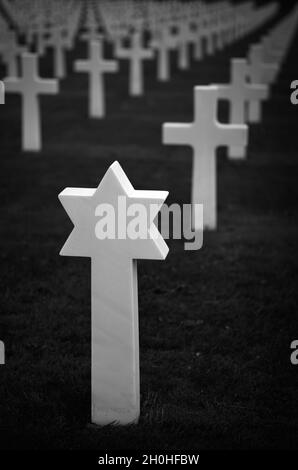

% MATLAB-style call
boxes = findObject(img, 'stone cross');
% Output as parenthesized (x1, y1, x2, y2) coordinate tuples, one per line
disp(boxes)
(175, 21, 192, 70)
(34, 22, 48, 56)
(216, 58, 268, 159)
(163, 86, 248, 230)
(192, 18, 205, 61)
(75, 39, 118, 118)
(47, 26, 70, 79)
(59, 161, 169, 425)
(0, 341, 4, 365)
(1, 30, 26, 77)
(116, 30, 153, 96)
(80, 29, 103, 43)
(247, 44, 278, 123)
(84, 5, 99, 37)
(150, 27, 177, 82)
(0, 81, 4, 104)
(4, 53, 59, 152)
(248, 44, 278, 86)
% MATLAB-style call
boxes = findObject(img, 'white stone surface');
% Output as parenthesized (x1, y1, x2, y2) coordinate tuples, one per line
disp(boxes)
(47, 26, 69, 79)
(163, 86, 247, 230)
(216, 58, 268, 159)
(1, 30, 26, 77)
(59, 161, 169, 425)
(0, 81, 4, 104)
(0, 341, 4, 365)
(247, 44, 278, 123)
(4, 53, 58, 152)
(150, 28, 176, 82)
(75, 39, 118, 118)
(116, 31, 153, 96)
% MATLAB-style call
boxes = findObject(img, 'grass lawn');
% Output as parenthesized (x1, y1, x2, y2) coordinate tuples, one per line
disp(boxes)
(0, 7, 298, 450)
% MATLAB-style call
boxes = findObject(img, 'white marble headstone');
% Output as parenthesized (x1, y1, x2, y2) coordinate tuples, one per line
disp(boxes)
(175, 21, 191, 70)
(216, 58, 268, 159)
(247, 44, 278, 123)
(163, 86, 248, 230)
(59, 161, 169, 425)
(4, 53, 59, 152)
(75, 39, 118, 118)
(47, 26, 69, 79)
(0, 341, 4, 365)
(116, 30, 153, 96)
(150, 27, 177, 82)
(1, 30, 26, 78)
(0, 81, 4, 104)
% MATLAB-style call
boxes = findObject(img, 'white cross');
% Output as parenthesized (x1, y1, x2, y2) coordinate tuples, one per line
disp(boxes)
(4, 53, 58, 152)
(163, 86, 248, 230)
(0, 341, 4, 365)
(216, 58, 268, 159)
(84, 5, 99, 36)
(248, 44, 278, 87)
(116, 30, 153, 96)
(261, 34, 284, 64)
(59, 161, 168, 425)
(1, 31, 26, 77)
(192, 18, 205, 61)
(34, 22, 49, 56)
(0, 81, 4, 104)
(80, 29, 103, 44)
(150, 27, 177, 82)
(247, 44, 278, 123)
(47, 26, 70, 79)
(202, 13, 215, 56)
(75, 39, 118, 118)
(174, 21, 192, 70)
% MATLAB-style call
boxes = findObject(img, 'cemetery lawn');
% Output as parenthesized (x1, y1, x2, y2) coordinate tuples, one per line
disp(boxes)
(0, 14, 298, 450)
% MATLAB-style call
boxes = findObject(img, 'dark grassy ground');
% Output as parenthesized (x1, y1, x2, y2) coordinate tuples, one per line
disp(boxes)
(0, 7, 298, 450)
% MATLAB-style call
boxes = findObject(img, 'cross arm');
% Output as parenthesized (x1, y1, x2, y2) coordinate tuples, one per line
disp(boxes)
(115, 47, 130, 59)
(37, 79, 59, 95)
(247, 83, 269, 101)
(215, 123, 248, 148)
(74, 60, 90, 73)
(215, 84, 232, 100)
(102, 60, 119, 73)
(4, 77, 22, 94)
(142, 50, 154, 60)
(163, 123, 194, 147)
(58, 187, 96, 258)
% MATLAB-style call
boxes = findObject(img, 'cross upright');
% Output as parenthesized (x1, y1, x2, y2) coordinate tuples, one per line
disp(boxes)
(4, 53, 58, 152)
(0, 341, 4, 365)
(116, 30, 153, 96)
(216, 58, 268, 159)
(75, 39, 118, 118)
(163, 86, 248, 230)
(0, 81, 4, 104)
(84, 5, 99, 36)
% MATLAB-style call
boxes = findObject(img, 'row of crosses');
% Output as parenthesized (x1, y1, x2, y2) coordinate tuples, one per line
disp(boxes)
(1, 1, 297, 425)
